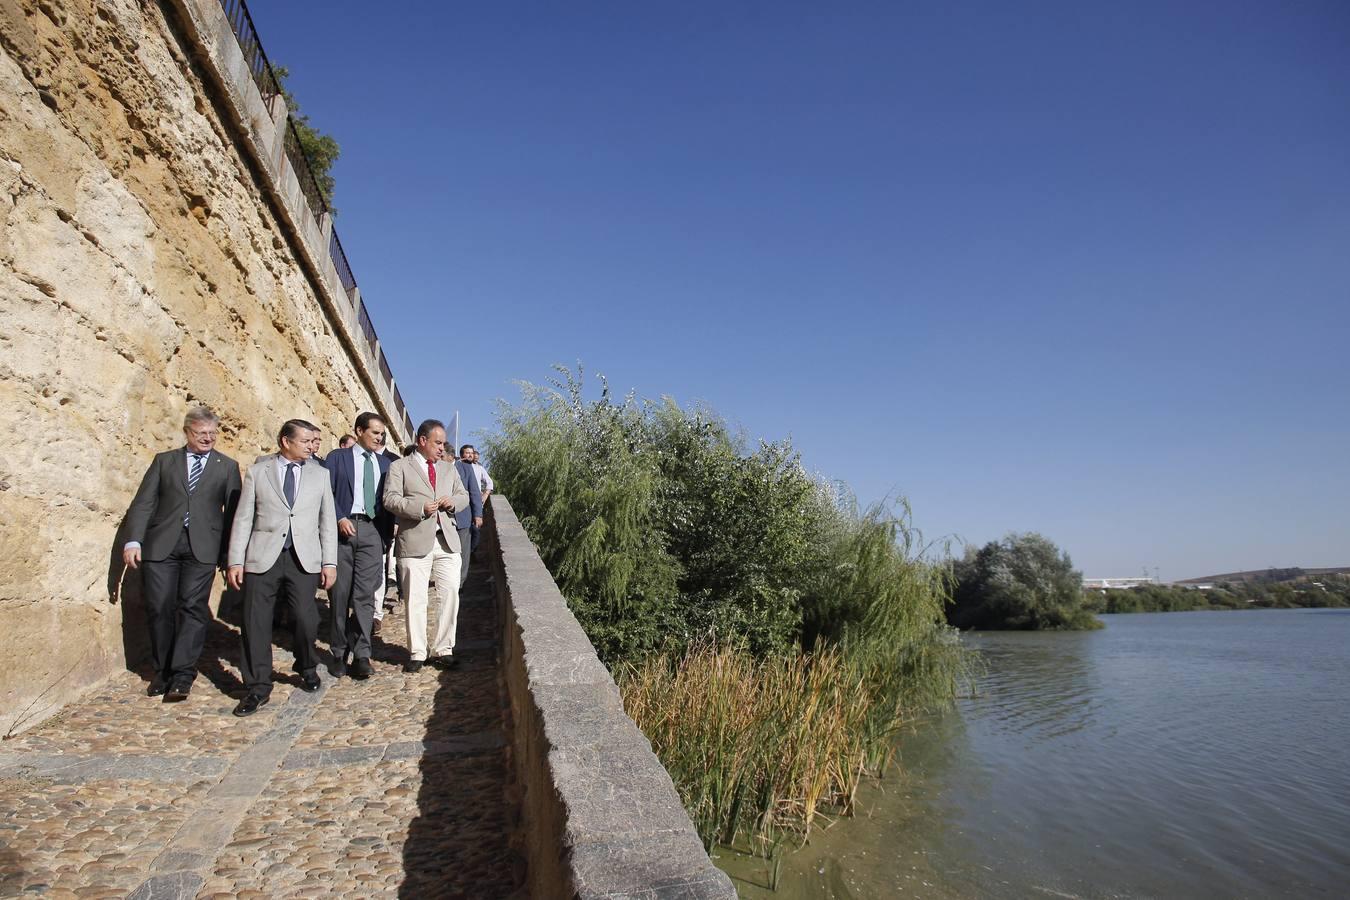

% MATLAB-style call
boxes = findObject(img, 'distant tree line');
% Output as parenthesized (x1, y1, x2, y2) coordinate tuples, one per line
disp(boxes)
(1087, 573, 1350, 614)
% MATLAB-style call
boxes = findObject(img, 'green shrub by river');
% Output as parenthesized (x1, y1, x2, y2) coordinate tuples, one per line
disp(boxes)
(484, 368, 967, 852)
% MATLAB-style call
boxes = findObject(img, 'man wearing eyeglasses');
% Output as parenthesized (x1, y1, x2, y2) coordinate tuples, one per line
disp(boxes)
(123, 406, 242, 702)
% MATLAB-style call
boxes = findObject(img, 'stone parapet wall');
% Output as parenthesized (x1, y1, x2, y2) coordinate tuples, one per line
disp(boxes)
(485, 496, 736, 899)
(0, 0, 407, 734)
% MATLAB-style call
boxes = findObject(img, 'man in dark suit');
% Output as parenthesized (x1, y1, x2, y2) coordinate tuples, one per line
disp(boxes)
(123, 406, 242, 701)
(326, 412, 394, 679)
(451, 453, 483, 587)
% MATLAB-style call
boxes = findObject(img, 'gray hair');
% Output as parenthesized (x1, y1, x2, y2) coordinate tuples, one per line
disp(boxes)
(183, 406, 219, 429)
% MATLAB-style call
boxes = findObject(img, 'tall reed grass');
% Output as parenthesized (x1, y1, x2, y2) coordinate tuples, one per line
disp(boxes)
(618, 510, 970, 855)
(619, 630, 965, 855)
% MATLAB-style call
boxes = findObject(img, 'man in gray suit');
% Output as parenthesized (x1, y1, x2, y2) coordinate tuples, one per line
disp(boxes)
(383, 419, 470, 673)
(227, 419, 338, 716)
(123, 406, 241, 701)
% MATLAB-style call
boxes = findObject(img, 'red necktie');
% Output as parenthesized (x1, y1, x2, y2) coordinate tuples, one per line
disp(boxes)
(427, 459, 437, 490)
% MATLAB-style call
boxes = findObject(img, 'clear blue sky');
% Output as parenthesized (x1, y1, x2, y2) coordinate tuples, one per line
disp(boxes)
(249, 1, 1349, 581)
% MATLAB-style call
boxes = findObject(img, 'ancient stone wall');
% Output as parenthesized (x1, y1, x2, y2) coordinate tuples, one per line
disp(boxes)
(0, 0, 406, 734)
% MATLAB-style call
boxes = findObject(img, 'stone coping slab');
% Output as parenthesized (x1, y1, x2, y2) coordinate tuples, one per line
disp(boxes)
(487, 496, 735, 899)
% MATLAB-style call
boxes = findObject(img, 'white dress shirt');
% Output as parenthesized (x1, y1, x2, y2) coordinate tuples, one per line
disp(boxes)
(468, 461, 493, 493)
(275, 455, 306, 497)
(349, 445, 377, 517)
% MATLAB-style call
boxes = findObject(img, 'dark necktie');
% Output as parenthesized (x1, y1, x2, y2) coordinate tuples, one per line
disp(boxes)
(363, 451, 377, 515)
(427, 459, 437, 490)
(283, 463, 297, 549)
(184, 453, 205, 527)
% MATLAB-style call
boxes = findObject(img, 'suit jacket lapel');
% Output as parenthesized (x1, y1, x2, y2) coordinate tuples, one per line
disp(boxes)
(413, 454, 435, 493)
(262, 454, 287, 506)
(177, 448, 191, 496)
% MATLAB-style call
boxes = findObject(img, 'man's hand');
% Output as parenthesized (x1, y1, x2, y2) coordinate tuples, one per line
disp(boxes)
(473, 516, 483, 528)
(227, 565, 244, 591)
(338, 518, 356, 538)
(437, 496, 455, 510)
(123, 546, 141, 569)
(423, 500, 439, 518)
(321, 567, 336, 590)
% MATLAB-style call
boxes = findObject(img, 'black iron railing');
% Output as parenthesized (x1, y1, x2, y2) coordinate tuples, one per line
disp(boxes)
(218, 0, 281, 104)
(329, 228, 357, 298)
(281, 120, 326, 217)
(357, 302, 378, 353)
(214, 0, 412, 431)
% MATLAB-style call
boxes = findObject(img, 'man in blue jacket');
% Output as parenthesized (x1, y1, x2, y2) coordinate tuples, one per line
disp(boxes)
(326, 412, 394, 678)
(452, 452, 483, 587)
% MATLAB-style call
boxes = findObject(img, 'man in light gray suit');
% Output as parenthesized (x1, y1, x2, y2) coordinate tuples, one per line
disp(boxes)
(383, 419, 470, 673)
(227, 419, 338, 716)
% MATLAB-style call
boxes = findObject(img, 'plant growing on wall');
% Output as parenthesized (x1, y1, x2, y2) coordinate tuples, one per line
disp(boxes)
(273, 64, 341, 214)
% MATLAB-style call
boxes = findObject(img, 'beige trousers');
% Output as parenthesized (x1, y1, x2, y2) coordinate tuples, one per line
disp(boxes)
(398, 531, 461, 661)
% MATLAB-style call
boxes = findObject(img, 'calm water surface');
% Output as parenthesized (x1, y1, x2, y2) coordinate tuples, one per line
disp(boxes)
(727, 609, 1350, 898)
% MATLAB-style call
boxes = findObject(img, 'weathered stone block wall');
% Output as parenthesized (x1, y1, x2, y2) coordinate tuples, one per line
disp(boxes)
(0, 0, 404, 734)
(486, 497, 737, 899)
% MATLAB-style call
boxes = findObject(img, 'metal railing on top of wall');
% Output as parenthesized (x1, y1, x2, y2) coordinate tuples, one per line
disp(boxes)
(215, 0, 412, 435)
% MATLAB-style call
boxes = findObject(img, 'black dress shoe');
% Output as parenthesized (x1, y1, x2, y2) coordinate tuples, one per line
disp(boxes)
(329, 658, 348, 678)
(147, 678, 169, 697)
(405, 660, 423, 674)
(352, 658, 372, 680)
(372, 618, 382, 635)
(300, 672, 322, 692)
(430, 654, 458, 670)
(164, 678, 192, 703)
(233, 693, 269, 717)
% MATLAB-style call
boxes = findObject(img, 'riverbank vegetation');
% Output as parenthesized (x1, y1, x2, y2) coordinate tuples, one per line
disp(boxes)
(947, 532, 1102, 630)
(1087, 573, 1350, 614)
(484, 368, 967, 853)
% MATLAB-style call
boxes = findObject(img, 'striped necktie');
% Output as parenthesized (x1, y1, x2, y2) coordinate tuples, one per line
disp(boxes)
(184, 453, 205, 526)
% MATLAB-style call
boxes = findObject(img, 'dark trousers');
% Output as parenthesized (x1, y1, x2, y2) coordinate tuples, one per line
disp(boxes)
(457, 526, 472, 587)
(141, 528, 216, 683)
(331, 518, 382, 661)
(240, 547, 319, 697)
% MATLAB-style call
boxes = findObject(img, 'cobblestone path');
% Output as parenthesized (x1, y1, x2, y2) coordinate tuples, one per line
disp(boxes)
(0, 562, 522, 899)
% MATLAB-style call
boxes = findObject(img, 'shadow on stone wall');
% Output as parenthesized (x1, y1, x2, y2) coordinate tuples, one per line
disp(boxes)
(108, 511, 150, 676)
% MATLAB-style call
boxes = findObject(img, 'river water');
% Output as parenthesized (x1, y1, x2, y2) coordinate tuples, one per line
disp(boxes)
(724, 609, 1350, 898)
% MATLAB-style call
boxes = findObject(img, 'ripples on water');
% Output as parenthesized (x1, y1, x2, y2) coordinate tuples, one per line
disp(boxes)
(754, 609, 1350, 899)
(922, 611, 1350, 898)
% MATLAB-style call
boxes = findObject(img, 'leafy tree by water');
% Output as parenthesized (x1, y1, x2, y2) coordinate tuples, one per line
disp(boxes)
(484, 366, 966, 663)
(948, 532, 1101, 630)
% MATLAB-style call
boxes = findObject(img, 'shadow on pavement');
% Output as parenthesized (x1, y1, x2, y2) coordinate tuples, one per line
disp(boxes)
(400, 550, 524, 898)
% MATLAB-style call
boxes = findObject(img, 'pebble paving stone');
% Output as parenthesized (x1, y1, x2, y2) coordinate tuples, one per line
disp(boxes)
(0, 562, 522, 898)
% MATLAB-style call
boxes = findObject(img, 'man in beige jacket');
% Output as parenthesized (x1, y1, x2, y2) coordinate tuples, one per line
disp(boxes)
(382, 419, 470, 673)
